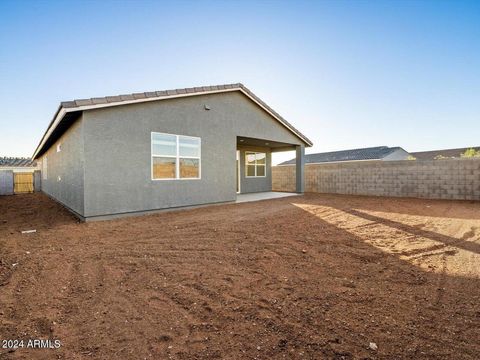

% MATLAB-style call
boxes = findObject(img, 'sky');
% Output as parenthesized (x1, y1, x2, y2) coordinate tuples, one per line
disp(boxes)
(0, 0, 479, 165)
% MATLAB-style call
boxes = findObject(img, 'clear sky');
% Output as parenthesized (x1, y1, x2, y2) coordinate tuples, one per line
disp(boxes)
(0, 0, 479, 164)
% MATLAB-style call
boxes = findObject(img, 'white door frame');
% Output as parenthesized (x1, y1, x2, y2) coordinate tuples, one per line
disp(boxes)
(236, 150, 241, 194)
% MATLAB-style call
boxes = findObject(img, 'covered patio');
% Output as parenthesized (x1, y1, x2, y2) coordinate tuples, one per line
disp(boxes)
(236, 136, 305, 195)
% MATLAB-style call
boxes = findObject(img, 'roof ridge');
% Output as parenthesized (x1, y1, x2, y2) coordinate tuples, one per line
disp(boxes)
(61, 83, 245, 108)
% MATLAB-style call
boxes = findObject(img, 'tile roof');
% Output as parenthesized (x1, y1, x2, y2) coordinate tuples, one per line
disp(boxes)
(279, 146, 405, 165)
(60, 83, 311, 144)
(0, 157, 37, 167)
(33, 83, 312, 159)
(62, 84, 249, 108)
(411, 147, 480, 160)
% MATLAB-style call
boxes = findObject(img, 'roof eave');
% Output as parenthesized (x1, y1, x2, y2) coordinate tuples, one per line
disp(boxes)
(32, 105, 67, 159)
(33, 86, 312, 159)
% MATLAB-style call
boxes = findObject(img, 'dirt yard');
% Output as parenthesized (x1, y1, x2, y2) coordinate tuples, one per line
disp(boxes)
(0, 193, 479, 359)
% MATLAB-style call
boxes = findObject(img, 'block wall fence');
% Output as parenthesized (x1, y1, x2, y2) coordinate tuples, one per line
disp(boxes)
(0, 170, 41, 196)
(272, 159, 480, 201)
(0, 171, 14, 195)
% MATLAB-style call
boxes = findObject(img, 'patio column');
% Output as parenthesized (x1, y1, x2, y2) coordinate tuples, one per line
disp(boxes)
(295, 144, 305, 193)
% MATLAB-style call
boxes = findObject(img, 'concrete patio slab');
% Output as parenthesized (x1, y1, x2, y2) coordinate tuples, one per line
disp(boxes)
(235, 191, 300, 203)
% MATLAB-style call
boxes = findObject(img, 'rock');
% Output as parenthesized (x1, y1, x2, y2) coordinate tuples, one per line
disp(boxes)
(369, 342, 378, 351)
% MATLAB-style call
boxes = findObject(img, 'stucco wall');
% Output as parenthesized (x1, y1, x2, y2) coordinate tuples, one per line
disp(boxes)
(81, 91, 304, 218)
(383, 148, 410, 161)
(237, 146, 272, 194)
(273, 159, 480, 200)
(0, 171, 14, 195)
(39, 115, 85, 215)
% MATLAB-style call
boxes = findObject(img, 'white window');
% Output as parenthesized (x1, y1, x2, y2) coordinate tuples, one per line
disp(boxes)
(56, 143, 61, 152)
(245, 152, 266, 177)
(42, 157, 48, 180)
(151, 132, 201, 180)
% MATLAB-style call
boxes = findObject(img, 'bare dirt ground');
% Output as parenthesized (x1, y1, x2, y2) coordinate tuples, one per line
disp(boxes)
(0, 193, 479, 360)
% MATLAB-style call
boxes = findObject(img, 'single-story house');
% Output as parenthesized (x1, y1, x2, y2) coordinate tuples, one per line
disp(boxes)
(411, 146, 480, 160)
(0, 158, 40, 195)
(0, 157, 38, 172)
(33, 83, 312, 221)
(279, 146, 409, 165)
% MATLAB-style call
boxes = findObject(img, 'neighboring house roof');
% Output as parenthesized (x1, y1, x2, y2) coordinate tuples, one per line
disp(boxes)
(279, 146, 406, 165)
(33, 83, 312, 159)
(0, 157, 37, 167)
(411, 147, 480, 160)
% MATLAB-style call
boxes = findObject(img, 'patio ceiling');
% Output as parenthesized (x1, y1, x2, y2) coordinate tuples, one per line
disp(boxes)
(237, 136, 297, 152)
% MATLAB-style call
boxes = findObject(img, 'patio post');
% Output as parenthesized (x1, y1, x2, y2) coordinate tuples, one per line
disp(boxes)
(295, 145, 305, 193)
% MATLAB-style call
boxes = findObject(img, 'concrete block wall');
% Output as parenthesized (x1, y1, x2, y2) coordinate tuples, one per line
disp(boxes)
(0, 170, 42, 196)
(272, 159, 480, 201)
(0, 170, 14, 195)
(34, 170, 41, 192)
(272, 165, 296, 193)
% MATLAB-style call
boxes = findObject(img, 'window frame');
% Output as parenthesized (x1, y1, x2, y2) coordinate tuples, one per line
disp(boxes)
(42, 157, 48, 180)
(151, 132, 201, 181)
(245, 151, 267, 178)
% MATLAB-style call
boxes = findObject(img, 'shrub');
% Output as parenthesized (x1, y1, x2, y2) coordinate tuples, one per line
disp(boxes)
(461, 148, 480, 158)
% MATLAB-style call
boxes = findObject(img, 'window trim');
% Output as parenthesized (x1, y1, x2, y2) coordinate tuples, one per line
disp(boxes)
(245, 151, 267, 178)
(151, 132, 201, 181)
(42, 157, 48, 180)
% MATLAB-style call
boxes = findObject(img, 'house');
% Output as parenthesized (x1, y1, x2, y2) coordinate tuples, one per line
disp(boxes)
(278, 146, 409, 165)
(0, 158, 40, 195)
(32, 83, 312, 221)
(0, 157, 38, 172)
(411, 146, 480, 160)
